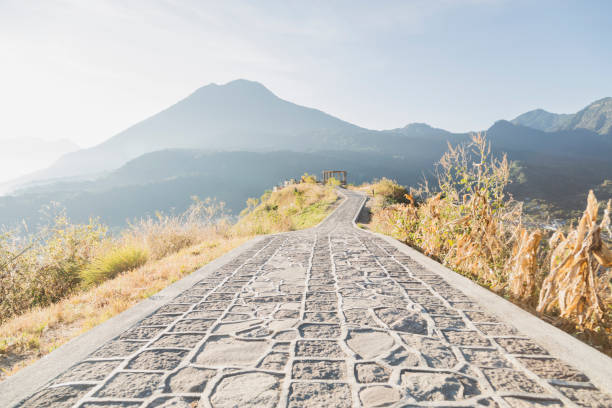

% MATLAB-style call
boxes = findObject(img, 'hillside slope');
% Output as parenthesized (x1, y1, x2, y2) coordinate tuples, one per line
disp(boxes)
(512, 97, 612, 135)
(23, 79, 368, 182)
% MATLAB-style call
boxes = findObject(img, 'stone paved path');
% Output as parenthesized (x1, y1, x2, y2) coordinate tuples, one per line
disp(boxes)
(15, 190, 612, 408)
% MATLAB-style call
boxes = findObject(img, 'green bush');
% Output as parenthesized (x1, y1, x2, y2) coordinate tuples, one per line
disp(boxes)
(80, 246, 148, 286)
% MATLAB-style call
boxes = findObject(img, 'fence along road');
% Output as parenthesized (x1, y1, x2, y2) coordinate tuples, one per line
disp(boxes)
(4, 189, 612, 408)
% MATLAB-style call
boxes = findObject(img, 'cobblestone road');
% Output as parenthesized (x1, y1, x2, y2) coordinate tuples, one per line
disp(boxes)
(16, 190, 612, 408)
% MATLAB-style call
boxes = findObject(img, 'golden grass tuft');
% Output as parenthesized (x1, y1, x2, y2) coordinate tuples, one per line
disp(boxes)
(80, 246, 148, 286)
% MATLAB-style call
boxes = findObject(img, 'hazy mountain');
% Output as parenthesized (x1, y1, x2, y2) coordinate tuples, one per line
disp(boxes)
(24, 79, 367, 184)
(4, 119, 611, 228)
(512, 97, 612, 135)
(0, 138, 78, 187)
(486, 120, 611, 160)
(1, 80, 610, 228)
(0, 150, 422, 227)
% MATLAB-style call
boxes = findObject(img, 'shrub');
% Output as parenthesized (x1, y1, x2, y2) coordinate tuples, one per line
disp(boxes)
(372, 134, 519, 286)
(368, 133, 612, 353)
(326, 177, 342, 187)
(127, 196, 230, 259)
(0, 211, 106, 323)
(80, 246, 148, 286)
(0, 197, 230, 323)
(353, 178, 408, 211)
(301, 172, 317, 184)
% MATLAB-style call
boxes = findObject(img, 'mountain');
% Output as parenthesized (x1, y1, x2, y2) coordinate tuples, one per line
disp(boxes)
(0, 150, 422, 227)
(25, 79, 367, 183)
(4, 118, 611, 228)
(486, 120, 611, 160)
(0, 138, 78, 187)
(1, 80, 610, 228)
(512, 97, 612, 135)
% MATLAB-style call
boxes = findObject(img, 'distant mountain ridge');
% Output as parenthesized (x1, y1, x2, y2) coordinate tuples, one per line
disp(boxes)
(26, 79, 367, 183)
(10, 79, 612, 191)
(1, 79, 610, 228)
(512, 97, 612, 135)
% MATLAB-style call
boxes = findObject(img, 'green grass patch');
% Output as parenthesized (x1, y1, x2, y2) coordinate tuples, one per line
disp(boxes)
(291, 201, 333, 229)
(80, 246, 148, 286)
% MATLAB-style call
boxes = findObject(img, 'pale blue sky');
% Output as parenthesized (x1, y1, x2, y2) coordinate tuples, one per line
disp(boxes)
(1, 0, 611, 148)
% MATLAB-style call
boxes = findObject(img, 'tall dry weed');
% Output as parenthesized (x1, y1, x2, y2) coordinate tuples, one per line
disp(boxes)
(537, 192, 612, 326)
(506, 228, 543, 300)
(0, 197, 230, 323)
(367, 134, 612, 352)
(373, 134, 520, 286)
(126, 196, 229, 260)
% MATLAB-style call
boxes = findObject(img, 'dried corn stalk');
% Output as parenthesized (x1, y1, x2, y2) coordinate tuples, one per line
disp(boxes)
(507, 228, 542, 300)
(443, 192, 515, 284)
(537, 191, 611, 326)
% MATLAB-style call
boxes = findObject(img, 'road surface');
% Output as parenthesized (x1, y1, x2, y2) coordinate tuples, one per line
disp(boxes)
(12, 190, 612, 407)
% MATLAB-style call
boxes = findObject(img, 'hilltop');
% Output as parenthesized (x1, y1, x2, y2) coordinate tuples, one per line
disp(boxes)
(512, 97, 612, 135)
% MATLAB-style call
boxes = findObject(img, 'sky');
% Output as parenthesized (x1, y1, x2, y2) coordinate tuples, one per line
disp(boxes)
(1, 0, 611, 152)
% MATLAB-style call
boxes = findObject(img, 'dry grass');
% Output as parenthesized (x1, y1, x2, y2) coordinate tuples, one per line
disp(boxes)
(351, 177, 408, 211)
(0, 235, 249, 379)
(364, 134, 612, 354)
(80, 245, 148, 286)
(538, 193, 612, 326)
(233, 182, 338, 235)
(0, 213, 107, 322)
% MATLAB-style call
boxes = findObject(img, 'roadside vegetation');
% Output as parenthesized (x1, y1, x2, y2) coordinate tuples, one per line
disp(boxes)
(0, 182, 337, 378)
(234, 176, 338, 235)
(354, 134, 612, 355)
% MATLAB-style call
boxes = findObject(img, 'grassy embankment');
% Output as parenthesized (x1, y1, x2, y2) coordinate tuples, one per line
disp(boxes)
(0, 181, 337, 379)
(353, 134, 612, 355)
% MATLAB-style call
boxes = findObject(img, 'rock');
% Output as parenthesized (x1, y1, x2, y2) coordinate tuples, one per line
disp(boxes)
(163, 366, 216, 393)
(400, 371, 481, 401)
(483, 368, 545, 393)
(51, 360, 120, 384)
(291, 360, 346, 380)
(210, 372, 281, 408)
(503, 397, 563, 407)
(20, 385, 94, 408)
(288, 382, 351, 408)
(146, 396, 200, 407)
(194, 336, 270, 366)
(355, 362, 391, 383)
(374, 308, 428, 334)
(359, 385, 401, 407)
(516, 357, 589, 382)
(298, 323, 341, 338)
(347, 330, 394, 359)
(295, 340, 345, 358)
(94, 372, 164, 398)
(126, 350, 188, 370)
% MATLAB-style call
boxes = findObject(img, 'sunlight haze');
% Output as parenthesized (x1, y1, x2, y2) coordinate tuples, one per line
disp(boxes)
(0, 0, 611, 181)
